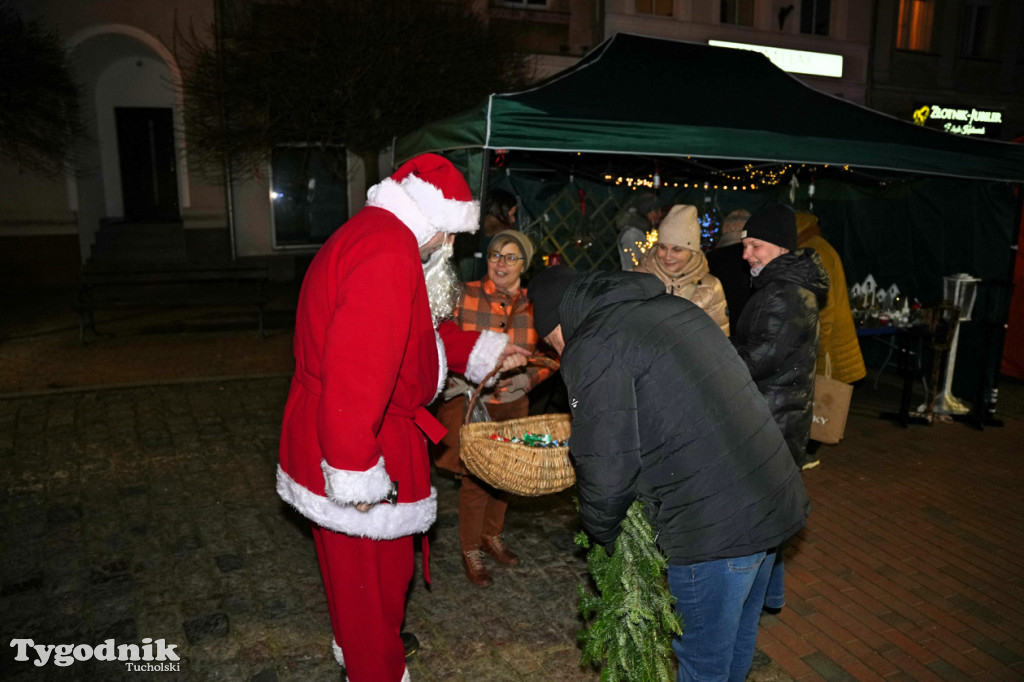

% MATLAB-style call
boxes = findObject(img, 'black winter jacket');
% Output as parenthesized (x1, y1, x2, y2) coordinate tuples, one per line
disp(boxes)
(558, 271, 810, 564)
(732, 250, 830, 465)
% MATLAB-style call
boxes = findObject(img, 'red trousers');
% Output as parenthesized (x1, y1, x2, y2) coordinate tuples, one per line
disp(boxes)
(312, 525, 413, 681)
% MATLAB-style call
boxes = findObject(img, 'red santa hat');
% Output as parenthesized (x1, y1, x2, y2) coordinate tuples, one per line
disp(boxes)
(366, 153, 480, 246)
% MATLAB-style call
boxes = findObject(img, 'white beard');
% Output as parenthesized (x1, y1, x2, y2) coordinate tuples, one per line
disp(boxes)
(423, 241, 459, 327)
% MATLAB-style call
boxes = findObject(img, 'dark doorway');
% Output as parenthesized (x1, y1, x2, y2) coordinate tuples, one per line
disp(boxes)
(115, 107, 179, 221)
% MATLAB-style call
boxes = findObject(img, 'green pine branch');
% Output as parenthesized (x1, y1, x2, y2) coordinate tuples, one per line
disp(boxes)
(576, 501, 682, 681)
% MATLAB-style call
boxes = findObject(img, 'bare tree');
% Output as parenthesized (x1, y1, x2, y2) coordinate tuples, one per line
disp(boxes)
(0, 1, 85, 177)
(178, 0, 530, 182)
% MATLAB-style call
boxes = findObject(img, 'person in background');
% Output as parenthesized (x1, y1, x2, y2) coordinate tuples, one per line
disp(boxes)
(633, 204, 729, 336)
(795, 212, 866, 385)
(527, 265, 809, 682)
(731, 203, 829, 620)
(616, 192, 667, 270)
(277, 154, 529, 681)
(467, 189, 518, 280)
(434, 229, 558, 587)
(708, 209, 753, 331)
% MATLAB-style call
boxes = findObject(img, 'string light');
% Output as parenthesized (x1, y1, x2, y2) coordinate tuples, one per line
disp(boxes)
(599, 162, 857, 190)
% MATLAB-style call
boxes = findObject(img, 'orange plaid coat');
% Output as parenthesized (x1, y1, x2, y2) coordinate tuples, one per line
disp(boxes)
(451, 278, 558, 405)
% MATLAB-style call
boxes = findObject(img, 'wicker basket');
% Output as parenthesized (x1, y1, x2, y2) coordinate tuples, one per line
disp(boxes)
(459, 363, 575, 496)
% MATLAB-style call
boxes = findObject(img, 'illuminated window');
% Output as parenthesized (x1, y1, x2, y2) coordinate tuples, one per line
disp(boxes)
(800, 0, 830, 36)
(896, 0, 935, 51)
(637, 0, 673, 16)
(962, 0, 993, 58)
(270, 145, 349, 248)
(721, 0, 754, 26)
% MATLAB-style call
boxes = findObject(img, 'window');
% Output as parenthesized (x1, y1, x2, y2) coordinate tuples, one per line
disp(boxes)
(896, 0, 935, 51)
(270, 145, 349, 248)
(800, 0, 830, 36)
(721, 0, 754, 26)
(962, 0, 993, 58)
(499, 0, 548, 7)
(637, 0, 673, 16)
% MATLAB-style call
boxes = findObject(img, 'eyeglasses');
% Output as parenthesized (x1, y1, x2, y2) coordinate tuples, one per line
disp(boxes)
(487, 251, 523, 266)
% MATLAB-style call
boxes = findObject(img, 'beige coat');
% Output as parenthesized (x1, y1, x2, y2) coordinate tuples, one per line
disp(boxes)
(635, 248, 730, 336)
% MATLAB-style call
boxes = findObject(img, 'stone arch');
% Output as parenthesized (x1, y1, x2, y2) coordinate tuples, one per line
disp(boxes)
(65, 23, 192, 215)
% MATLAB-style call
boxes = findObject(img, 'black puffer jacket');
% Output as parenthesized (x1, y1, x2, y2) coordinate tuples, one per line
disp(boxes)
(732, 250, 830, 465)
(558, 271, 809, 564)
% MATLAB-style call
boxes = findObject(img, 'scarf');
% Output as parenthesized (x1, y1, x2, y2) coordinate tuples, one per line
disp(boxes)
(637, 247, 710, 299)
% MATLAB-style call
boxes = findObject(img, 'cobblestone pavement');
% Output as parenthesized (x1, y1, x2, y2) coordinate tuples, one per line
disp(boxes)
(4, 299, 1021, 680)
(2, 377, 785, 681)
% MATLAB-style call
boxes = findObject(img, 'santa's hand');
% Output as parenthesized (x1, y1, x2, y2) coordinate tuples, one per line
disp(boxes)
(498, 344, 530, 371)
(355, 503, 373, 512)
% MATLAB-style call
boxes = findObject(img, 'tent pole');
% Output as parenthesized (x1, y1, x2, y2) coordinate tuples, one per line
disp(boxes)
(478, 150, 491, 205)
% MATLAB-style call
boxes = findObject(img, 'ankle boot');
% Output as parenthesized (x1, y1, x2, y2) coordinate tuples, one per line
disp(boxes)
(462, 549, 493, 587)
(480, 534, 520, 566)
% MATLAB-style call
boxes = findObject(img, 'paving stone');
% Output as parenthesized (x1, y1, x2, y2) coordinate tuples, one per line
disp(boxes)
(183, 612, 230, 645)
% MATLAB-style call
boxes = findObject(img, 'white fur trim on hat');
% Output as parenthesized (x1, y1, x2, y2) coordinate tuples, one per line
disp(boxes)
(401, 173, 479, 235)
(365, 176, 479, 247)
(465, 330, 509, 385)
(366, 177, 435, 247)
(277, 466, 438, 539)
(322, 456, 392, 506)
(657, 205, 701, 251)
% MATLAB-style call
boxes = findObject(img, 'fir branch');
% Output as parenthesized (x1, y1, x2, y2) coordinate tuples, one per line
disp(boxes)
(576, 501, 682, 681)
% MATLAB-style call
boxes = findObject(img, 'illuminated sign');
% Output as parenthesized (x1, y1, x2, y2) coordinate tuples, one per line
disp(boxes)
(708, 40, 843, 78)
(911, 104, 1003, 138)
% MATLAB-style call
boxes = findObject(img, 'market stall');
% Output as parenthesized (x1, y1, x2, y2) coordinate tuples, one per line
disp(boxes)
(396, 33, 1024, 421)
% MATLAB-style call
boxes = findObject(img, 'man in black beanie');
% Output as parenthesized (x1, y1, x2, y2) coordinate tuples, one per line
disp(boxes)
(734, 202, 827, 470)
(528, 264, 809, 681)
(732, 202, 829, 618)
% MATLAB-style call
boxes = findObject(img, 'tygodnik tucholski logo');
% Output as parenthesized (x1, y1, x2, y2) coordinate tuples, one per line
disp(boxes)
(10, 638, 181, 671)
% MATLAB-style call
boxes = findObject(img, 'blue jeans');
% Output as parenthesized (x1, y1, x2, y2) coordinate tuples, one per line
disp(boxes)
(764, 552, 786, 610)
(667, 551, 776, 682)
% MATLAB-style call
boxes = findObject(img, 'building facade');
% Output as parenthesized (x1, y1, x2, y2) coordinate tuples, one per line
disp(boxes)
(4, 1, 1020, 289)
(869, 0, 1024, 142)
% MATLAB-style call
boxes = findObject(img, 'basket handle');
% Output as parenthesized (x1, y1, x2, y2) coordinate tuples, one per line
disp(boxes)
(463, 357, 551, 426)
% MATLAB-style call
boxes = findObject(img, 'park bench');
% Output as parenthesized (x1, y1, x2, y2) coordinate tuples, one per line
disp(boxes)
(77, 265, 270, 343)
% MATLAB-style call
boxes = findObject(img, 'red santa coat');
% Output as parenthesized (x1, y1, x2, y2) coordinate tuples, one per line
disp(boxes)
(277, 205, 507, 539)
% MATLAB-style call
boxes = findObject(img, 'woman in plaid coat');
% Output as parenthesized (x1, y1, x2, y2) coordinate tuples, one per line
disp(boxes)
(434, 229, 559, 587)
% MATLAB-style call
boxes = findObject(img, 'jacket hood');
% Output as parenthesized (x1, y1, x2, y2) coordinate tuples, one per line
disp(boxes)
(754, 249, 830, 305)
(561, 271, 664, 341)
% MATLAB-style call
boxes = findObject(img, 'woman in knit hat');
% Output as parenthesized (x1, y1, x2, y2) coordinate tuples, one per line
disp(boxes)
(633, 204, 730, 336)
(433, 228, 559, 587)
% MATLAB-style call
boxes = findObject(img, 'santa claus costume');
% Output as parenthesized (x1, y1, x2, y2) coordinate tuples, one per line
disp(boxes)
(277, 154, 507, 681)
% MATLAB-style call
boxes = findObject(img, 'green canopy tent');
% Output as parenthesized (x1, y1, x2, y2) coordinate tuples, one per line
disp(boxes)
(396, 32, 1024, 184)
(396, 33, 1024, 422)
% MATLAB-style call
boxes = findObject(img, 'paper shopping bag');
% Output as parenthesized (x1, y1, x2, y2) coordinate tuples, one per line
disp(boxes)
(810, 354, 853, 444)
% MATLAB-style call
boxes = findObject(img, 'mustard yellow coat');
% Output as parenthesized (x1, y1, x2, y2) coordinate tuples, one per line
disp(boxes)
(796, 213, 866, 383)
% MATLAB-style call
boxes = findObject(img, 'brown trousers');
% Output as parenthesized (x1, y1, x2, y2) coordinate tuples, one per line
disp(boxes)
(435, 394, 529, 552)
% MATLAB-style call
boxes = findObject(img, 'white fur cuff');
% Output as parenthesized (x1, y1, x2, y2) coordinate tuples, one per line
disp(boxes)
(465, 331, 509, 385)
(322, 456, 392, 505)
(277, 466, 438, 539)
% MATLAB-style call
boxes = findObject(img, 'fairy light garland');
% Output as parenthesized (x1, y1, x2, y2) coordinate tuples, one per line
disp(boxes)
(602, 162, 859, 192)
